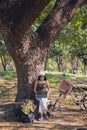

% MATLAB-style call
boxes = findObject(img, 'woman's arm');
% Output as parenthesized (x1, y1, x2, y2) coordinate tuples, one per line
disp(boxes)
(34, 80, 38, 94)
(46, 80, 50, 91)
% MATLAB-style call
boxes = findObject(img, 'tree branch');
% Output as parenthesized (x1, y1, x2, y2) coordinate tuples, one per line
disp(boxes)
(0, 0, 51, 35)
(37, 0, 86, 43)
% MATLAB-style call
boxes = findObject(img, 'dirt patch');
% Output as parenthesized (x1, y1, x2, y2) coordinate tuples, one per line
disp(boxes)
(0, 102, 87, 130)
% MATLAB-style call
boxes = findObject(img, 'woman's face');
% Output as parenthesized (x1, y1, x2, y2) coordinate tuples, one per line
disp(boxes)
(40, 75, 44, 81)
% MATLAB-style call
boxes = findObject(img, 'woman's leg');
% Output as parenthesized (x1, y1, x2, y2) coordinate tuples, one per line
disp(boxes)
(36, 97, 44, 120)
(41, 97, 48, 112)
(36, 98, 43, 114)
(41, 97, 48, 119)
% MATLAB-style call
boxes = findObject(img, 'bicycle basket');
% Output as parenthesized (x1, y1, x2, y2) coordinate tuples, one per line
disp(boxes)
(59, 80, 73, 94)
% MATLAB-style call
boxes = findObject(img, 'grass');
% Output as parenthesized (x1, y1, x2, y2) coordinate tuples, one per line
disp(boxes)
(0, 70, 17, 103)
(0, 70, 17, 80)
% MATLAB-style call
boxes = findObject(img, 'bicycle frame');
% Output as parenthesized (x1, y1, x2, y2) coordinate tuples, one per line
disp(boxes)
(53, 87, 87, 111)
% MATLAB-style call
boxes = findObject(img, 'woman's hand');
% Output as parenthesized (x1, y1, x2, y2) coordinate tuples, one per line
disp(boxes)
(46, 80, 50, 91)
(34, 90, 37, 94)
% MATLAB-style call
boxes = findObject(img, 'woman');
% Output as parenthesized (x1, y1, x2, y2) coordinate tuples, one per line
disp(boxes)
(34, 71, 50, 121)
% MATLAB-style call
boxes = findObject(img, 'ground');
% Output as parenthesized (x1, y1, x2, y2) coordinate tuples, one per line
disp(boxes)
(0, 72, 87, 130)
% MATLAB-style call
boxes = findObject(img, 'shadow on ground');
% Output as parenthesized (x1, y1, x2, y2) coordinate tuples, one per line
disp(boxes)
(0, 103, 87, 130)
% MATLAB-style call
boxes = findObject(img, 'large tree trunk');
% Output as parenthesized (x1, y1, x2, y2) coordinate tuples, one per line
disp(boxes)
(15, 52, 46, 101)
(3, 32, 49, 101)
(0, 0, 86, 103)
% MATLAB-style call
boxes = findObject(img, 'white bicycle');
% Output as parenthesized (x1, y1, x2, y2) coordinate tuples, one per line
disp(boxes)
(53, 80, 87, 111)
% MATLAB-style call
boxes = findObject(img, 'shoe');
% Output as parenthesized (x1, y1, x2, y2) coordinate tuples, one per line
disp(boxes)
(38, 115, 43, 121)
(47, 111, 53, 118)
(43, 114, 48, 120)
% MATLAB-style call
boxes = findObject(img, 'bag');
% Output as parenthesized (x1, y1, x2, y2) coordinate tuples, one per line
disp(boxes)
(59, 80, 73, 94)
(15, 109, 30, 123)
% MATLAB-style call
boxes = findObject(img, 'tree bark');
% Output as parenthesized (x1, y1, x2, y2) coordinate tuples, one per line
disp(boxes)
(0, 0, 51, 36)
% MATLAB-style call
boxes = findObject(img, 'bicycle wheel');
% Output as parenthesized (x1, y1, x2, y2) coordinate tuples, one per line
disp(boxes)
(72, 87, 85, 101)
(83, 95, 87, 110)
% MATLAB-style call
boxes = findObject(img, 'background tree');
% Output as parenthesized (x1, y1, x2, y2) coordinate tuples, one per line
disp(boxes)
(49, 41, 66, 72)
(48, 4, 87, 73)
(0, 0, 86, 102)
(0, 34, 12, 71)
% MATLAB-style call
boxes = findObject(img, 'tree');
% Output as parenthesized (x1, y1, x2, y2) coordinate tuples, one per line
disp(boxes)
(0, 0, 86, 102)
(64, 4, 87, 72)
(52, 4, 87, 73)
(0, 34, 10, 71)
(49, 41, 66, 72)
(0, 39, 7, 71)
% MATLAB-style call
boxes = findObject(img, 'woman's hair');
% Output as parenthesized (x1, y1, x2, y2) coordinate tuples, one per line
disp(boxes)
(38, 75, 47, 80)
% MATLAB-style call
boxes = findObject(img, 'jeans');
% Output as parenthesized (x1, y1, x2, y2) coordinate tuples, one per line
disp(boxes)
(36, 94, 48, 114)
